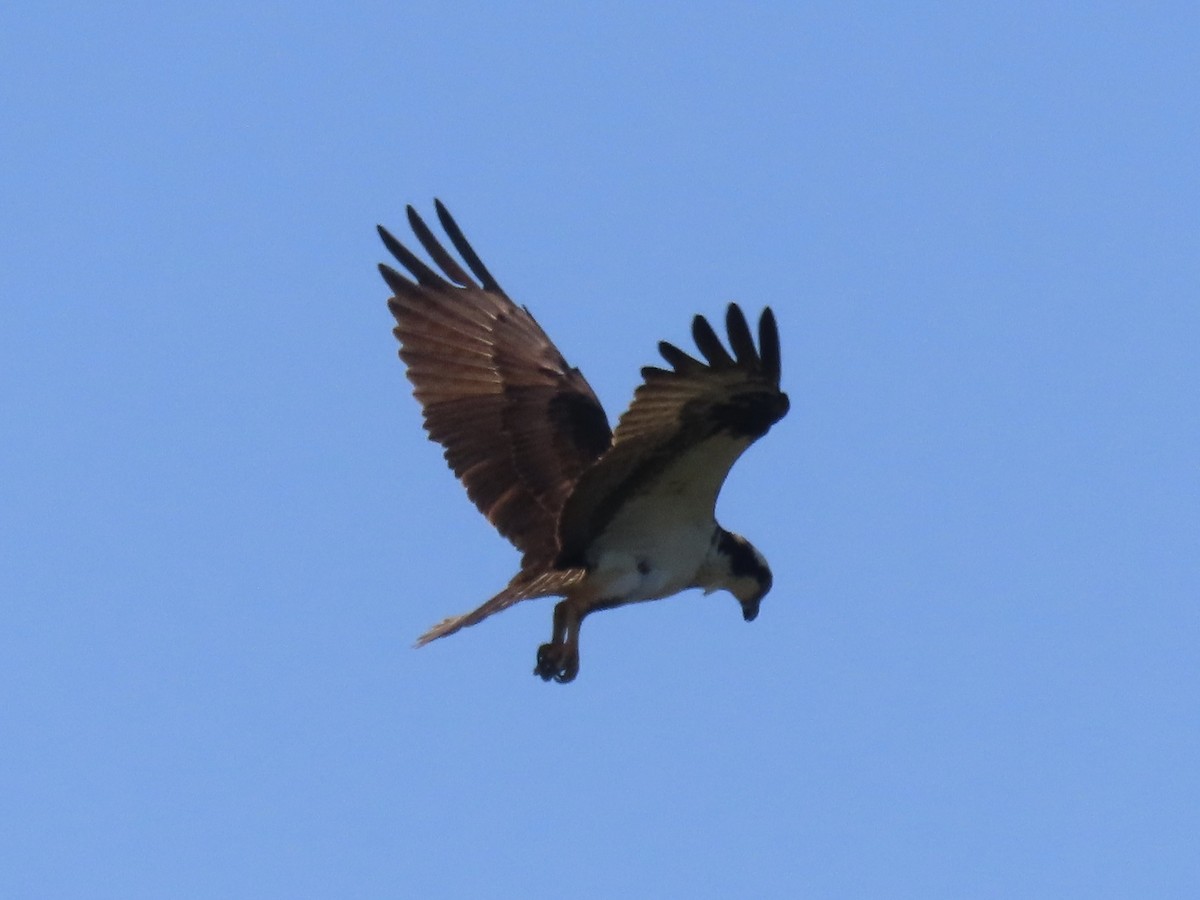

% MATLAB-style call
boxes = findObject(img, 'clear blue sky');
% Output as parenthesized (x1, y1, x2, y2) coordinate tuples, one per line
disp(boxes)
(2, 2, 1197, 897)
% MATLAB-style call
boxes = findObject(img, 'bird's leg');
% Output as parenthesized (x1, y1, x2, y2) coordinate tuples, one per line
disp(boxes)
(535, 598, 584, 683)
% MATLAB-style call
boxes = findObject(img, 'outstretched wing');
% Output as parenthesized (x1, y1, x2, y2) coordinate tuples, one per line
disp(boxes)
(379, 201, 612, 568)
(556, 304, 788, 567)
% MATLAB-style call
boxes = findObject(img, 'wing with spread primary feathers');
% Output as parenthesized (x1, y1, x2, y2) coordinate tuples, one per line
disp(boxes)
(379, 201, 612, 568)
(556, 304, 789, 567)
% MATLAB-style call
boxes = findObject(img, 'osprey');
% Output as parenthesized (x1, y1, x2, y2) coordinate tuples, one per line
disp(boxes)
(378, 202, 790, 682)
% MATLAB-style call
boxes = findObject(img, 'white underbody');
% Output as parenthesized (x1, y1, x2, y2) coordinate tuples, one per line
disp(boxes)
(576, 435, 748, 605)
(582, 506, 714, 604)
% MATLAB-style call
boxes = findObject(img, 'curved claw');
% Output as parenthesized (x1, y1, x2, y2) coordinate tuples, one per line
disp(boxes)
(535, 642, 580, 683)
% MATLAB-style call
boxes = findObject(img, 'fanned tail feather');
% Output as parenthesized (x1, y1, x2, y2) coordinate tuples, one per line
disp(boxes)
(414, 568, 586, 647)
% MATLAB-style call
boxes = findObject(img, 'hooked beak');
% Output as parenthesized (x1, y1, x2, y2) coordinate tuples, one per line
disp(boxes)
(740, 596, 761, 622)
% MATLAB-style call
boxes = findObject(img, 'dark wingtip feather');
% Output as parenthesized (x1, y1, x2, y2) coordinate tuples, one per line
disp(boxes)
(403, 206, 435, 258)
(659, 340, 703, 372)
(433, 200, 503, 293)
(725, 303, 758, 367)
(405, 204, 476, 287)
(377, 223, 447, 288)
(640, 365, 673, 380)
(379, 262, 416, 298)
(758, 307, 781, 383)
(692, 314, 735, 369)
(377, 223, 398, 250)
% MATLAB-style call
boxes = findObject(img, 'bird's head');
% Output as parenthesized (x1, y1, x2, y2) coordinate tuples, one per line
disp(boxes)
(707, 529, 773, 622)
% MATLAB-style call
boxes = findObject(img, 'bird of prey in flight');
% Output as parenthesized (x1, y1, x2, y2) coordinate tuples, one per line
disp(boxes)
(378, 202, 789, 682)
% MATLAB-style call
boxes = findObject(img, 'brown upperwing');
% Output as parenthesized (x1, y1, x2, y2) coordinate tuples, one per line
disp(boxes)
(378, 201, 612, 570)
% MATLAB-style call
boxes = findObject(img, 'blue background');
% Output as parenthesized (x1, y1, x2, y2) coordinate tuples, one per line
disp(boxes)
(3, 3, 1197, 897)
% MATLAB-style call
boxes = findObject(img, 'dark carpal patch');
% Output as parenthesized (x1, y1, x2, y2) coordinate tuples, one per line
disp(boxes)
(711, 390, 790, 439)
(549, 388, 613, 461)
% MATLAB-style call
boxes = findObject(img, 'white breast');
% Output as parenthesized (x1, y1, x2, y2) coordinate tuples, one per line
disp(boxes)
(581, 435, 747, 603)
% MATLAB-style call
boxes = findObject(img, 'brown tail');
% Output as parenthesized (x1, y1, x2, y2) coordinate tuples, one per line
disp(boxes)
(414, 568, 586, 647)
